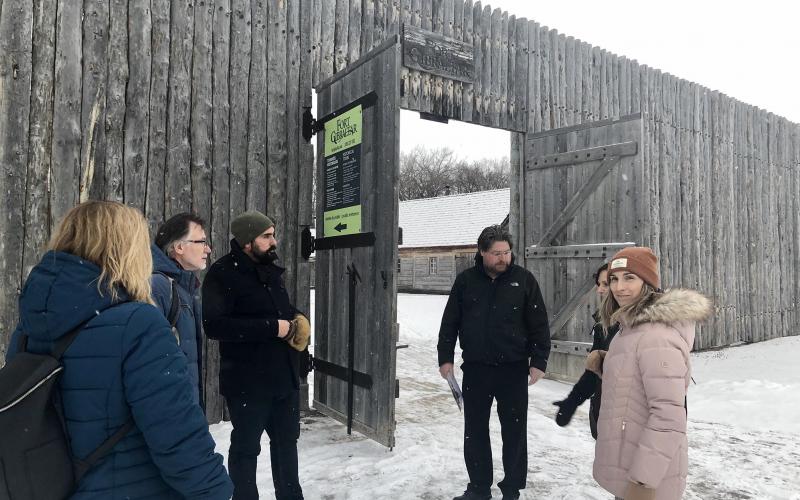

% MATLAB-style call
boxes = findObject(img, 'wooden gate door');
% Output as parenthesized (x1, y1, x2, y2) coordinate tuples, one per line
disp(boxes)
(312, 37, 400, 447)
(517, 114, 642, 380)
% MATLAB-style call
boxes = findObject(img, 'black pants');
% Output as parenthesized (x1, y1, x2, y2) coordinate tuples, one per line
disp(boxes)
(226, 390, 304, 500)
(462, 361, 529, 496)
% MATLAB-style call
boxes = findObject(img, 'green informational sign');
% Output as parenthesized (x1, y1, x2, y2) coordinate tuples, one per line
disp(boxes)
(323, 105, 363, 237)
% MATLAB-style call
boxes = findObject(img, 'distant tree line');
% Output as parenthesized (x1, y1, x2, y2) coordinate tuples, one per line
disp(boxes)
(399, 146, 510, 201)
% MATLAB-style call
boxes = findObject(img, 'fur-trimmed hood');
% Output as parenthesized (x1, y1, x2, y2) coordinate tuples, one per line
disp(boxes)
(623, 288, 713, 328)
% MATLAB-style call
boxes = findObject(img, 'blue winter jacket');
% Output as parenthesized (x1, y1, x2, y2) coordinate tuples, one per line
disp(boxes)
(6, 251, 233, 500)
(150, 244, 204, 407)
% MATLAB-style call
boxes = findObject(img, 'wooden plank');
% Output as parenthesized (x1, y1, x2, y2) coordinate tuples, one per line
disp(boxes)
(498, 11, 508, 129)
(284, 0, 302, 306)
(23, 0, 58, 279)
(419, 0, 432, 112)
(527, 141, 637, 170)
(79, 0, 110, 201)
(348, 0, 362, 65)
(441, 0, 454, 117)
(479, 5, 491, 124)
(229, 0, 251, 226)
(539, 25, 551, 130)
(526, 21, 539, 132)
(374, 0, 387, 48)
(166, 0, 194, 215)
(401, 25, 474, 83)
(246, 0, 267, 212)
(146, 0, 170, 231)
(191, 0, 214, 226)
(564, 36, 575, 126)
(451, 0, 464, 119)
(590, 45, 601, 122)
(460, 0, 473, 122)
(204, 0, 233, 423)
(50, 0, 82, 231)
(268, 0, 288, 236)
(553, 31, 564, 128)
(514, 17, 527, 132)
(470, 1, 482, 123)
(320, 0, 335, 81)
(124, 0, 152, 209)
(103, 0, 126, 202)
(0, 0, 34, 357)
(387, 0, 401, 36)
(80, 0, 109, 202)
(489, 8, 501, 127)
(312, 0, 322, 85)
(334, 0, 349, 72)
(362, 0, 376, 60)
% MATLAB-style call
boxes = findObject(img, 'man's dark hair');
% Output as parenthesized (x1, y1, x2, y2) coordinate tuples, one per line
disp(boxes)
(477, 225, 513, 252)
(593, 262, 610, 286)
(155, 213, 206, 256)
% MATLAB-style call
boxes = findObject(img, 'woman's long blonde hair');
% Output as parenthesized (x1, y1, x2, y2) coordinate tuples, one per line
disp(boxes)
(49, 201, 154, 304)
(600, 278, 661, 329)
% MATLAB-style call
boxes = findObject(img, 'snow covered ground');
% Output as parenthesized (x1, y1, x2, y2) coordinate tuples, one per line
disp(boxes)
(209, 293, 800, 499)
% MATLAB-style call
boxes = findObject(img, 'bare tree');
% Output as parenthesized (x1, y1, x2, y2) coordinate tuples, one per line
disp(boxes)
(399, 146, 510, 200)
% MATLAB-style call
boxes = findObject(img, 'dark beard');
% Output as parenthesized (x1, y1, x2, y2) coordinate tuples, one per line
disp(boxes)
(252, 245, 279, 265)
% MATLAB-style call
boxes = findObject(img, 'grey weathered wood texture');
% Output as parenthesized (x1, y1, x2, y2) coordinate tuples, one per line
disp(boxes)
(1, 0, 799, 427)
(313, 39, 400, 448)
(0, 0, 316, 425)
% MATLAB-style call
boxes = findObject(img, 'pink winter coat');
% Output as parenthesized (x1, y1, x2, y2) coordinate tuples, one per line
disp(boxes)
(593, 289, 712, 500)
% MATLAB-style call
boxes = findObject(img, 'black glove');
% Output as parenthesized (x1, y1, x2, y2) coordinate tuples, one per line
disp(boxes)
(552, 397, 580, 427)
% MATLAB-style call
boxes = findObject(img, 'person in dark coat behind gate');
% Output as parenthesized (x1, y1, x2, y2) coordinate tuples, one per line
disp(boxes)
(202, 210, 310, 500)
(6, 200, 232, 500)
(552, 262, 621, 438)
(437, 225, 551, 500)
(151, 213, 212, 407)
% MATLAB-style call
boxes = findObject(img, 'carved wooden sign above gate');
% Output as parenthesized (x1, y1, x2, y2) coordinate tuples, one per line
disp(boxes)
(402, 25, 474, 83)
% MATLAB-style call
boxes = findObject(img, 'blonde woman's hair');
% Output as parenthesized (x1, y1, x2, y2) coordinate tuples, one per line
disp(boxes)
(600, 278, 661, 329)
(49, 201, 154, 304)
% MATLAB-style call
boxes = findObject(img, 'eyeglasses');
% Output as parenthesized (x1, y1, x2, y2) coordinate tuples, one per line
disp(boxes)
(183, 239, 210, 247)
(489, 250, 512, 257)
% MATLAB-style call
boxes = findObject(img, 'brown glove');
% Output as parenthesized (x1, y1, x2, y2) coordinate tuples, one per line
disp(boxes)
(586, 350, 606, 378)
(624, 481, 655, 500)
(284, 313, 310, 351)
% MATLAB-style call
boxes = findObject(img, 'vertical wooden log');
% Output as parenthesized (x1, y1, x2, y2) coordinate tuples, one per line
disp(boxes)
(419, 0, 433, 112)
(297, 0, 314, 321)
(320, 0, 335, 81)
(451, 0, 463, 120)
(229, 0, 251, 222)
(104, 0, 127, 202)
(362, 0, 375, 55)
(124, 0, 152, 209)
(470, 1, 482, 124)
(348, 0, 361, 64)
(374, 0, 386, 48)
(23, 0, 58, 279)
(81, 0, 109, 202)
(191, 0, 213, 225)
(430, 0, 444, 117)
(580, 41, 591, 123)
(311, 0, 322, 85)
(247, 0, 267, 212)
(388, 0, 401, 35)
(539, 25, 551, 130)
(489, 8, 500, 127)
(146, 0, 171, 231)
(499, 11, 509, 129)
(50, 0, 83, 231)
(0, 0, 34, 358)
(334, 0, 349, 72)
(267, 0, 288, 232)
(166, 0, 195, 215)
(460, 0, 473, 122)
(441, 0, 454, 118)
(564, 36, 575, 126)
(285, 0, 302, 304)
(205, 0, 233, 423)
(527, 21, 539, 132)
(513, 17, 527, 133)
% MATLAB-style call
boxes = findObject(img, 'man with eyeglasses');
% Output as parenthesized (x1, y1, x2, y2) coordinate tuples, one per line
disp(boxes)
(202, 210, 308, 500)
(438, 224, 551, 500)
(151, 213, 213, 407)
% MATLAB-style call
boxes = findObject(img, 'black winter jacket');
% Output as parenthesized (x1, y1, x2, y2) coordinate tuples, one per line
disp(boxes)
(565, 315, 620, 439)
(202, 240, 300, 397)
(437, 254, 551, 372)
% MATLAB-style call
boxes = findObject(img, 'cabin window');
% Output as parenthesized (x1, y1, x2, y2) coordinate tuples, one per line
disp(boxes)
(429, 257, 438, 275)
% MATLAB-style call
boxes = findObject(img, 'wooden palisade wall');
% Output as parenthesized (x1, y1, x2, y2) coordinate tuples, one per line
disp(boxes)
(0, 0, 315, 423)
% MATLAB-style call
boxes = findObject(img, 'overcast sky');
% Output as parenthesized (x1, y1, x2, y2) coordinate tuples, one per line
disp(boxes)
(400, 0, 800, 160)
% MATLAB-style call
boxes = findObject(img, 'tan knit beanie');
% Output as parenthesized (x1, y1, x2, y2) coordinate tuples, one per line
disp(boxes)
(608, 247, 660, 289)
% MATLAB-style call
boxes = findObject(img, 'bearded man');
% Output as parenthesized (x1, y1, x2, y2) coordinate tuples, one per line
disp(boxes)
(203, 211, 309, 500)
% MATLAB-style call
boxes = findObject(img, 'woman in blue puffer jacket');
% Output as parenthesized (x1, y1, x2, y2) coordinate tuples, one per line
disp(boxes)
(6, 201, 233, 499)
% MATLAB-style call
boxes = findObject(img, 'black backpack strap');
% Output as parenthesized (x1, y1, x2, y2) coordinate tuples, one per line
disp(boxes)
(73, 419, 136, 482)
(17, 333, 28, 353)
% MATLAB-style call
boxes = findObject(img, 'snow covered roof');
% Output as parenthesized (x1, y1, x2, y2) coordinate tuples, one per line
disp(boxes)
(399, 188, 510, 248)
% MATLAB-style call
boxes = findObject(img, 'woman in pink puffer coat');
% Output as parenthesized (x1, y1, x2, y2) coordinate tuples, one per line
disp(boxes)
(588, 247, 712, 500)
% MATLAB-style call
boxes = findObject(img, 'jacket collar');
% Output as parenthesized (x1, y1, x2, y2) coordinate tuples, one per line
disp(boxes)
(621, 288, 712, 328)
(150, 243, 198, 292)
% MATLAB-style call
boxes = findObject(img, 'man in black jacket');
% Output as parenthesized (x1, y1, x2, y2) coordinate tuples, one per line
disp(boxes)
(438, 225, 551, 500)
(203, 211, 305, 500)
